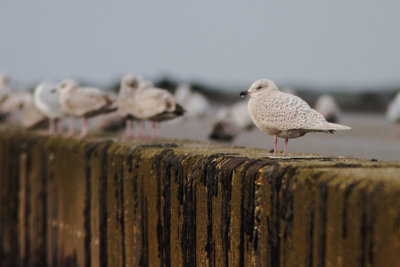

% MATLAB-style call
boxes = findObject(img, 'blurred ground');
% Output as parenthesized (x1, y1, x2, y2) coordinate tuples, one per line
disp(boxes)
(156, 113, 400, 162)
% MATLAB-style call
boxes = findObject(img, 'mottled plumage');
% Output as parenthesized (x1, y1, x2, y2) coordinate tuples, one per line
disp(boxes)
(59, 81, 115, 118)
(58, 80, 116, 138)
(133, 82, 183, 121)
(131, 80, 184, 139)
(241, 79, 350, 156)
(117, 74, 141, 120)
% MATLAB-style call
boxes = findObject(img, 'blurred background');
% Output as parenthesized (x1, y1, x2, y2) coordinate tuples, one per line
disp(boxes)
(0, 0, 399, 161)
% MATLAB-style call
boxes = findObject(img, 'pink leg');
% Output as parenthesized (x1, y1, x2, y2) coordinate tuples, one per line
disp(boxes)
(57, 119, 64, 134)
(49, 119, 55, 134)
(136, 121, 145, 139)
(283, 138, 289, 157)
(273, 136, 278, 156)
(66, 117, 74, 137)
(78, 118, 89, 138)
(150, 122, 157, 140)
(124, 120, 132, 138)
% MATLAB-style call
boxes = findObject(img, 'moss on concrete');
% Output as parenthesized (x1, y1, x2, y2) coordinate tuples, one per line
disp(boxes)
(0, 127, 400, 266)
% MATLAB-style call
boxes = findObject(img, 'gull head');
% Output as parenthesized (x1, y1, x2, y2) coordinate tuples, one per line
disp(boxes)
(122, 74, 140, 89)
(57, 80, 78, 92)
(240, 79, 278, 98)
(138, 80, 154, 90)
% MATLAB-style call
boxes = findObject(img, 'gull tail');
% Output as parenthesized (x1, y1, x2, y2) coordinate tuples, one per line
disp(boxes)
(325, 122, 351, 134)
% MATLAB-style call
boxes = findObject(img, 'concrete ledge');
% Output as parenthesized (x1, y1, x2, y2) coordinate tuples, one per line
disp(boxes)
(0, 128, 399, 266)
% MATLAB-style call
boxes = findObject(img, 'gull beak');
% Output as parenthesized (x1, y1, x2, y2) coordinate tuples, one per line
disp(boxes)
(239, 91, 248, 97)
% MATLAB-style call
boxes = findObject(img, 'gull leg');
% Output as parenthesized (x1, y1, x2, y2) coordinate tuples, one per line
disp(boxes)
(273, 136, 278, 156)
(78, 117, 89, 139)
(136, 121, 144, 139)
(57, 119, 64, 134)
(49, 118, 55, 134)
(66, 117, 74, 137)
(150, 122, 158, 140)
(283, 138, 289, 157)
(124, 120, 132, 138)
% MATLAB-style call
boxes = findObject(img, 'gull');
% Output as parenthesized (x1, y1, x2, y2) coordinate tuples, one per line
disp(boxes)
(33, 82, 64, 134)
(0, 90, 32, 121)
(209, 102, 254, 142)
(387, 92, 400, 123)
(240, 79, 351, 157)
(57, 80, 116, 138)
(174, 83, 209, 118)
(0, 72, 11, 104)
(96, 111, 125, 132)
(0, 73, 31, 122)
(314, 94, 341, 123)
(132, 80, 185, 139)
(20, 101, 47, 129)
(117, 74, 141, 137)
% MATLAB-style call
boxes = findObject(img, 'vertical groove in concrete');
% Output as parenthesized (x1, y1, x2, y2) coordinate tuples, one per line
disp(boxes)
(22, 141, 31, 266)
(318, 181, 328, 267)
(84, 143, 99, 267)
(99, 143, 111, 267)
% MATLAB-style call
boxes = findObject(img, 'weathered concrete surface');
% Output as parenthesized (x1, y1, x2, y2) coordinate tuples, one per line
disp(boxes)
(0, 127, 400, 267)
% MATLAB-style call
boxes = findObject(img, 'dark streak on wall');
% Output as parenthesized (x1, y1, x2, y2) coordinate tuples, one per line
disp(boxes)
(318, 180, 328, 267)
(84, 143, 100, 267)
(37, 150, 48, 266)
(220, 157, 246, 267)
(342, 182, 359, 239)
(99, 143, 111, 267)
(202, 154, 225, 267)
(22, 141, 32, 266)
(154, 149, 173, 267)
(306, 207, 315, 267)
(266, 164, 285, 267)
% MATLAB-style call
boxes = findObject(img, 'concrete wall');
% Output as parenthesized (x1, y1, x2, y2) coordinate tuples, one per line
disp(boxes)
(0, 128, 400, 266)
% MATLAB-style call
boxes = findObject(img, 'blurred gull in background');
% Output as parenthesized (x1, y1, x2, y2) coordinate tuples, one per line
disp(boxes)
(58, 80, 116, 138)
(0, 72, 11, 105)
(0, 76, 32, 122)
(209, 101, 253, 142)
(33, 82, 63, 134)
(117, 74, 141, 137)
(314, 94, 341, 123)
(132, 80, 185, 139)
(20, 101, 47, 129)
(174, 84, 209, 118)
(387, 92, 400, 123)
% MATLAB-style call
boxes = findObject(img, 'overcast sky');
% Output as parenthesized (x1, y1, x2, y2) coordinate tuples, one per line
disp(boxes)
(1, 0, 400, 90)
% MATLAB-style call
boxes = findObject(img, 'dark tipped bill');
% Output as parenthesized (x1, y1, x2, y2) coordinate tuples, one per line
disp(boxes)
(239, 91, 248, 97)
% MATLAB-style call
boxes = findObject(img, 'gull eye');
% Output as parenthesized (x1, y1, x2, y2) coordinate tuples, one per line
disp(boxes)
(256, 86, 262, 90)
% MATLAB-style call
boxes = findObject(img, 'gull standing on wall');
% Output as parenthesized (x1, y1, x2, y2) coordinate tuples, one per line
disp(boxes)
(117, 74, 141, 138)
(132, 80, 185, 139)
(33, 82, 64, 134)
(57, 80, 116, 138)
(240, 79, 351, 157)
